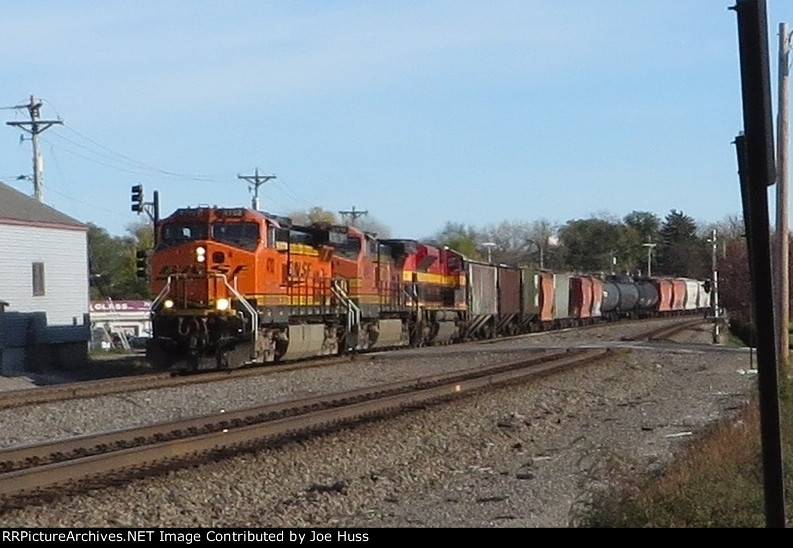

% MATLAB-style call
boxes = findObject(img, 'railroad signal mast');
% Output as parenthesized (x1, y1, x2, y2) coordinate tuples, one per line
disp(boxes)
(130, 184, 161, 250)
(130, 184, 160, 224)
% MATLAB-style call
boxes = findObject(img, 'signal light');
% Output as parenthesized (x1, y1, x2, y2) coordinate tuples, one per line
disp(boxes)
(131, 184, 144, 213)
(135, 249, 148, 279)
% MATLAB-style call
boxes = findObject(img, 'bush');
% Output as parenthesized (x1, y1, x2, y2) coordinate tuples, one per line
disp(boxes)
(729, 314, 756, 347)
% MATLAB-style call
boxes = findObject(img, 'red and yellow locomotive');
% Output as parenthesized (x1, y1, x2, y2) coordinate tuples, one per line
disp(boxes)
(145, 206, 465, 370)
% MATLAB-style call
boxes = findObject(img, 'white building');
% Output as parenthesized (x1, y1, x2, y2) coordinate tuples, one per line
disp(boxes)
(0, 181, 90, 375)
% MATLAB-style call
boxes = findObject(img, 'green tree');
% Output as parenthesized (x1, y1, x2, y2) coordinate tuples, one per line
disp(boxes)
(87, 223, 149, 300)
(656, 209, 709, 278)
(560, 218, 628, 273)
(427, 222, 482, 259)
(623, 210, 661, 242)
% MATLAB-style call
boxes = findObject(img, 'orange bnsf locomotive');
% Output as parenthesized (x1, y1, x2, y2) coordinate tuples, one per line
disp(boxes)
(145, 206, 466, 370)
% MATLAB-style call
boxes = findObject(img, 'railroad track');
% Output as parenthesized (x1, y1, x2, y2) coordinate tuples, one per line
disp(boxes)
(0, 317, 707, 412)
(0, 347, 621, 511)
(620, 317, 706, 342)
(0, 354, 355, 411)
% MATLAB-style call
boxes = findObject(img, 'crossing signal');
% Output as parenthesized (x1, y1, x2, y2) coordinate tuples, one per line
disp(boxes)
(131, 184, 144, 213)
(135, 249, 148, 279)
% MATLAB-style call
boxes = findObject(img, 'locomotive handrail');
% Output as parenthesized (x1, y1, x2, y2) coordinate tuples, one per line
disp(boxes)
(150, 276, 173, 311)
(331, 280, 361, 335)
(403, 286, 418, 309)
(215, 272, 259, 351)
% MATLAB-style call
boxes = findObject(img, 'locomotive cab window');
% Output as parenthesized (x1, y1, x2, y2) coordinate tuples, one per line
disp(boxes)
(211, 222, 259, 251)
(336, 235, 361, 260)
(367, 238, 377, 258)
(160, 222, 208, 247)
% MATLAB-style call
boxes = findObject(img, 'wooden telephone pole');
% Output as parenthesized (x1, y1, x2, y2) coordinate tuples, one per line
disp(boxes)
(238, 168, 276, 210)
(776, 22, 790, 377)
(6, 95, 62, 203)
(339, 206, 368, 226)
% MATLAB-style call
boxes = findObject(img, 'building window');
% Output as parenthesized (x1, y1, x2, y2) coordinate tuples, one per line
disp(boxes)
(32, 262, 45, 296)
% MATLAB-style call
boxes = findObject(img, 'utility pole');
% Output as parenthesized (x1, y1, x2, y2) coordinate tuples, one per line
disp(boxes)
(339, 206, 368, 226)
(238, 168, 276, 210)
(481, 242, 496, 263)
(642, 241, 656, 277)
(776, 22, 791, 376)
(6, 95, 63, 203)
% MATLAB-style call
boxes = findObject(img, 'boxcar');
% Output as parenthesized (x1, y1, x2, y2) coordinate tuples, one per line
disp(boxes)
(569, 275, 594, 320)
(497, 265, 521, 335)
(519, 267, 541, 329)
(552, 273, 572, 325)
(466, 260, 498, 338)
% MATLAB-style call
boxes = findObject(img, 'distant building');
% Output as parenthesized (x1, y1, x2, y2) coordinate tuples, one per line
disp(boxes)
(0, 181, 90, 375)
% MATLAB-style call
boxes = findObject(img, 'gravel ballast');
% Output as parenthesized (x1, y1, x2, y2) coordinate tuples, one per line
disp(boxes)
(0, 320, 758, 528)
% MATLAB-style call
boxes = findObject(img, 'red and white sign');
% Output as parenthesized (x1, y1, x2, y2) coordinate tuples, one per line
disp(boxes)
(90, 300, 151, 312)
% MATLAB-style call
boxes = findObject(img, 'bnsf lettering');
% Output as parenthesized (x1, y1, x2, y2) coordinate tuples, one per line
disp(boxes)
(288, 261, 312, 278)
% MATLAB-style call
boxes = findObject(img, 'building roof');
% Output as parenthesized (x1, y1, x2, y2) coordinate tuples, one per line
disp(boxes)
(0, 180, 86, 229)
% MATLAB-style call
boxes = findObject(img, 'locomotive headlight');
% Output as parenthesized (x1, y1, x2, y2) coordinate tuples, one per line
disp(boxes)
(196, 246, 206, 263)
(163, 299, 174, 309)
(215, 298, 230, 311)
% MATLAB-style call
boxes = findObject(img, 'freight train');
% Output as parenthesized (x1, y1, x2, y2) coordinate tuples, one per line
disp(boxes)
(142, 205, 712, 371)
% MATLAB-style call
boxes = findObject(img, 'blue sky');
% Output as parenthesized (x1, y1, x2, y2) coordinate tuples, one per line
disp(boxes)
(2, 1, 792, 239)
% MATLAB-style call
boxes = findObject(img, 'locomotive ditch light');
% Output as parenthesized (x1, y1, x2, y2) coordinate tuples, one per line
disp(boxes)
(164, 299, 174, 309)
(215, 298, 230, 311)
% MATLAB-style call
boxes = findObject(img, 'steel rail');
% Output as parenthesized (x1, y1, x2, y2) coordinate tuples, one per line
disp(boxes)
(0, 347, 613, 507)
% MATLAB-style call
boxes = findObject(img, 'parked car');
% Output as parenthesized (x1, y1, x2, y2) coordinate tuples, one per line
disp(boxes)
(128, 335, 151, 350)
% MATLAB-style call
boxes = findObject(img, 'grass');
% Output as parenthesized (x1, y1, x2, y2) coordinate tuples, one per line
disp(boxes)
(574, 371, 793, 527)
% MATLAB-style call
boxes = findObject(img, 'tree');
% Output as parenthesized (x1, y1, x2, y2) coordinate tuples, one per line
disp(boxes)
(288, 207, 338, 226)
(480, 220, 536, 265)
(623, 210, 661, 243)
(87, 223, 149, 300)
(719, 239, 751, 319)
(624, 211, 662, 274)
(560, 218, 629, 273)
(427, 222, 482, 259)
(352, 216, 391, 238)
(656, 209, 709, 278)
